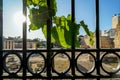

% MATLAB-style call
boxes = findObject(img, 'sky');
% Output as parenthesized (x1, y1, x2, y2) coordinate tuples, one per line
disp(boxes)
(3, 0, 120, 40)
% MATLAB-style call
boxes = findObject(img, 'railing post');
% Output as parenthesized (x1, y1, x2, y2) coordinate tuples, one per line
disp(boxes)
(0, 0, 3, 79)
(23, 0, 27, 80)
(47, 0, 52, 79)
(71, 0, 75, 79)
(95, 0, 100, 80)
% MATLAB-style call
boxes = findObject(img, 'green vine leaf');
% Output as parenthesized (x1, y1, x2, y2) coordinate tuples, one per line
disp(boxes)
(80, 21, 94, 45)
(42, 25, 55, 43)
(28, 7, 48, 30)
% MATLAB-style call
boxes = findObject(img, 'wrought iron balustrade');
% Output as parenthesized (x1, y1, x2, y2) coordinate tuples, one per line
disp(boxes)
(0, 0, 120, 80)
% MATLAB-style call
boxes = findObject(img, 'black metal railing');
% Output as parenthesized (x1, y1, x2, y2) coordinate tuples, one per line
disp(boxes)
(0, 0, 120, 80)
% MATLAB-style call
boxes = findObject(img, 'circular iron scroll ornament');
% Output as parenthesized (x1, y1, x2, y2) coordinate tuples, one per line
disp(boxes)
(75, 52, 96, 74)
(26, 52, 46, 75)
(51, 52, 71, 75)
(3, 52, 22, 74)
(100, 52, 120, 74)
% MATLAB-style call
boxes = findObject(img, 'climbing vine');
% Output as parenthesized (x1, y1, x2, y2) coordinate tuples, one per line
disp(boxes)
(27, 0, 94, 48)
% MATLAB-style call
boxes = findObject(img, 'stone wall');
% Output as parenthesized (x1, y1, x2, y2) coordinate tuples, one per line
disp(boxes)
(114, 24, 120, 48)
(100, 36, 114, 48)
(83, 34, 114, 48)
(112, 15, 120, 29)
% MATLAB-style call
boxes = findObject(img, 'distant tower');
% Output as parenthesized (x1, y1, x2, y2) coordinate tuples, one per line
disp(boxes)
(112, 14, 120, 29)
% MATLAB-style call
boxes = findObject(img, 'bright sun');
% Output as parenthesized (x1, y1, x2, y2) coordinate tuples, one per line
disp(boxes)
(14, 11, 26, 24)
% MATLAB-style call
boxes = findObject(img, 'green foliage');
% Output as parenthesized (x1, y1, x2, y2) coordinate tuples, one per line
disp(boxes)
(27, 0, 57, 30)
(51, 15, 81, 48)
(27, 0, 94, 48)
(28, 7, 48, 30)
(80, 21, 94, 45)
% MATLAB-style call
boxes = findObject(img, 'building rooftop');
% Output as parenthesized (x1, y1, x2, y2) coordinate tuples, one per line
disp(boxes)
(113, 14, 120, 17)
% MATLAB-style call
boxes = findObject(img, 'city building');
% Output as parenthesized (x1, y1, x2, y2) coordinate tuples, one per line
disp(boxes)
(83, 34, 114, 48)
(79, 35, 89, 48)
(3, 38, 14, 50)
(27, 42, 37, 49)
(81, 14, 120, 48)
(112, 14, 120, 29)
(101, 30, 109, 36)
(101, 29, 116, 39)
(114, 24, 120, 48)
(3, 37, 37, 49)
(100, 36, 114, 48)
(107, 29, 116, 38)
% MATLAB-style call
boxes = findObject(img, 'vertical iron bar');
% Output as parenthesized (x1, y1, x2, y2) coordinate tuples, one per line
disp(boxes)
(47, 0, 52, 78)
(95, 0, 100, 80)
(96, 0, 100, 48)
(23, 0, 27, 80)
(71, 0, 75, 79)
(71, 0, 75, 47)
(0, 0, 3, 78)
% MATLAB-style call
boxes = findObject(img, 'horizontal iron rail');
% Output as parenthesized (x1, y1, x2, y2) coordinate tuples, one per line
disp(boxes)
(2, 48, 120, 52)
(1, 75, 120, 79)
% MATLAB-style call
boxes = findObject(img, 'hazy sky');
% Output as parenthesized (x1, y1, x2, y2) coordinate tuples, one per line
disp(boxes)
(3, 0, 120, 40)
